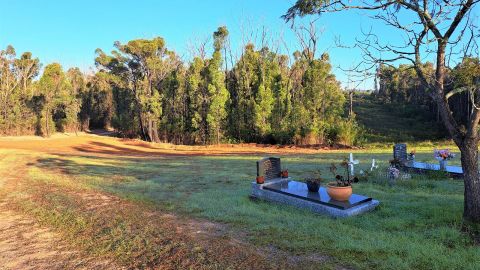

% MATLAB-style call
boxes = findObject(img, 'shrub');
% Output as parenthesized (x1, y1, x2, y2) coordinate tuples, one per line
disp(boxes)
(329, 116, 365, 146)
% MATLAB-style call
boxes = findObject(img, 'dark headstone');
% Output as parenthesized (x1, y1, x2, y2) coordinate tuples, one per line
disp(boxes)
(393, 143, 407, 163)
(257, 157, 281, 180)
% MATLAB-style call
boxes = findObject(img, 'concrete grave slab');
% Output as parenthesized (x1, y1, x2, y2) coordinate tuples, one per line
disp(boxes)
(251, 179, 379, 218)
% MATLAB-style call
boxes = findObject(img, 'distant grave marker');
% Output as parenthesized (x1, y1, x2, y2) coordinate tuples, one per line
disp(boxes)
(393, 143, 407, 164)
(348, 153, 359, 175)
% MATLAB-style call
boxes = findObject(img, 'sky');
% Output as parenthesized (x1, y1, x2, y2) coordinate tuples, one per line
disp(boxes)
(0, 0, 478, 90)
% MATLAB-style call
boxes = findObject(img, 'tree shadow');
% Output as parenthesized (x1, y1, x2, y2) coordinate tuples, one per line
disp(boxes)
(72, 140, 276, 157)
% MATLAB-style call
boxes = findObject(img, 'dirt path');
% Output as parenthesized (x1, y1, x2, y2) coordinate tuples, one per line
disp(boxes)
(0, 153, 120, 270)
(0, 203, 120, 270)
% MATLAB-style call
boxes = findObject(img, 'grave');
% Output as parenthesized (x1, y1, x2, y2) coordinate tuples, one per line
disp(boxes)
(393, 143, 464, 178)
(251, 157, 379, 218)
(405, 161, 463, 178)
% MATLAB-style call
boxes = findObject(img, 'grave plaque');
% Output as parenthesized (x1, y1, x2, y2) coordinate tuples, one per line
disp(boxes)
(257, 157, 281, 180)
(393, 143, 407, 163)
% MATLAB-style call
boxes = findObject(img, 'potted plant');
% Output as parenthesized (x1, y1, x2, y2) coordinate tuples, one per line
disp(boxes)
(408, 150, 416, 162)
(281, 168, 289, 178)
(434, 149, 455, 170)
(389, 158, 403, 168)
(256, 175, 265, 184)
(304, 169, 322, 192)
(327, 159, 359, 201)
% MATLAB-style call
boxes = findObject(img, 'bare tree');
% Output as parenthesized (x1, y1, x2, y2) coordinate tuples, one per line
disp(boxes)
(284, 0, 480, 224)
(186, 35, 211, 61)
(293, 20, 322, 62)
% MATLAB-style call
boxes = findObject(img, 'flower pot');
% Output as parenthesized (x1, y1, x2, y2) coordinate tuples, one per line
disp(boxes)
(256, 176, 265, 184)
(306, 180, 320, 192)
(327, 182, 352, 201)
(281, 170, 289, 178)
(439, 160, 448, 171)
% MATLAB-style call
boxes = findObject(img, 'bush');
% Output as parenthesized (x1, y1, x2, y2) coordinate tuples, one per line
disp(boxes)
(329, 116, 365, 146)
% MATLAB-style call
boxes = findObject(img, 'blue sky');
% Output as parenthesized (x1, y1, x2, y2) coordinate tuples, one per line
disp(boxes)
(1, 1, 476, 89)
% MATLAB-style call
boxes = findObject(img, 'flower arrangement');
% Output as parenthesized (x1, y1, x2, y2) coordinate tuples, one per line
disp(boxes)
(389, 158, 402, 168)
(329, 159, 359, 187)
(408, 150, 416, 160)
(434, 149, 455, 161)
(304, 169, 322, 192)
(388, 167, 400, 179)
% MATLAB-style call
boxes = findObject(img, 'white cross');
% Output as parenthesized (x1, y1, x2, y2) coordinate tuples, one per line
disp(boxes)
(370, 159, 379, 171)
(349, 153, 359, 176)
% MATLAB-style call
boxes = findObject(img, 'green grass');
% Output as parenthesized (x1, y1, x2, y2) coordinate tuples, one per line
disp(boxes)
(12, 149, 477, 270)
(355, 94, 448, 144)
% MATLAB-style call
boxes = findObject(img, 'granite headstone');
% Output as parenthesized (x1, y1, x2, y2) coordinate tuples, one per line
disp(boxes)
(257, 157, 281, 180)
(393, 143, 407, 163)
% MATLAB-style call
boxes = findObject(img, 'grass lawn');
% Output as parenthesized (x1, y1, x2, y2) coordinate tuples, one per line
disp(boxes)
(2, 144, 477, 270)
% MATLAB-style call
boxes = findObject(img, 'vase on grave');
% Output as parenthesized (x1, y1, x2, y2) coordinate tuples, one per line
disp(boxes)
(326, 183, 353, 201)
(306, 179, 321, 192)
(439, 160, 448, 171)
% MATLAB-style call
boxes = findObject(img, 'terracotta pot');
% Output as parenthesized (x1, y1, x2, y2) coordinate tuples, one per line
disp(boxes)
(256, 176, 265, 184)
(281, 170, 289, 178)
(327, 182, 352, 201)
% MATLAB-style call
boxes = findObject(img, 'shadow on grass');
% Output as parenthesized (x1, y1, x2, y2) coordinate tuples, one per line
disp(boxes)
(71, 140, 285, 157)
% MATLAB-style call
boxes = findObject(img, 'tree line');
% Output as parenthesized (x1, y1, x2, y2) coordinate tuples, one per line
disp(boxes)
(0, 26, 361, 145)
(376, 58, 480, 127)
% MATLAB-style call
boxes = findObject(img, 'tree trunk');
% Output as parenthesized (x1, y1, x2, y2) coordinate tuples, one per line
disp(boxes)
(148, 119, 153, 142)
(138, 111, 148, 141)
(45, 107, 50, 137)
(461, 141, 480, 223)
(152, 121, 160, 143)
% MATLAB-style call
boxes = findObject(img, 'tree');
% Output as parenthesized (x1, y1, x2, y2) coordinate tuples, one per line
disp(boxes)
(284, 0, 480, 223)
(205, 26, 230, 144)
(185, 57, 206, 143)
(37, 63, 71, 136)
(95, 37, 179, 142)
(14, 52, 40, 97)
(0, 46, 40, 135)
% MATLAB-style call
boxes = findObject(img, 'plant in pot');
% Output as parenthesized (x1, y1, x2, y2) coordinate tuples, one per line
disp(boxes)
(304, 169, 322, 192)
(389, 158, 403, 169)
(434, 149, 455, 171)
(327, 159, 359, 201)
(256, 175, 265, 184)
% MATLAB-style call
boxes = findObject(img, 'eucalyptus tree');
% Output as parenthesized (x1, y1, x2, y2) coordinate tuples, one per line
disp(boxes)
(95, 37, 180, 142)
(284, 0, 480, 223)
(0, 46, 18, 134)
(0, 46, 40, 135)
(14, 52, 40, 97)
(37, 63, 71, 136)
